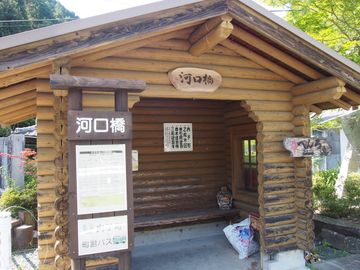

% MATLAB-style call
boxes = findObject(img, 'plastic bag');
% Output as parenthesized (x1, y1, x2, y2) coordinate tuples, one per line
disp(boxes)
(223, 218, 259, 260)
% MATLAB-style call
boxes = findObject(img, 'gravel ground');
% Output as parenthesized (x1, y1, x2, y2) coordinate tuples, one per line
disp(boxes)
(12, 248, 38, 270)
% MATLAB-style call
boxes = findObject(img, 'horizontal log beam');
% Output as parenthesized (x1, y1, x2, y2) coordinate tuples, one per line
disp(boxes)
(82, 57, 287, 81)
(330, 99, 352, 110)
(72, 27, 195, 66)
(249, 111, 293, 122)
(0, 90, 36, 108)
(343, 89, 360, 104)
(189, 15, 232, 44)
(0, 98, 36, 116)
(0, 80, 37, 100)
(232, 26, 324, 80)
(221, 39, 305, 84)
(292, 76, 345, 96)
(0, 105, 36, 124)
(71, 67, 293, 91)
(0, 66, 51, 88)
(309, 105, 322, 115)
(49, 74, 146, 92)
(292, 86, 346, 105)
(189, 20, 233, 56)
(139, 85, 291, 101)
(241, 101, 293, 112)
(115, 47, 263, 69)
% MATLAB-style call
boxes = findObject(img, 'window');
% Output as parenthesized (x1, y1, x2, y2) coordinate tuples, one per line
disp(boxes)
(230, 130, 259, 197)
(242, 138, 258, 191)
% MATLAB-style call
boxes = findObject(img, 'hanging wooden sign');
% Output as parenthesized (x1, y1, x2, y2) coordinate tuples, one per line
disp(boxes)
(283, 137, 332, 157)
(168, 67, 222, 92)
(68, 110, 132, 140)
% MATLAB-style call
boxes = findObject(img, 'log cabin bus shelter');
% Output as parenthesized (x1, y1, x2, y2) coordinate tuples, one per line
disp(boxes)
(0, 0, 360, 269)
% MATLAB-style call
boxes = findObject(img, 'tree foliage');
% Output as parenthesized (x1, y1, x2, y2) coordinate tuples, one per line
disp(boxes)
(0, 1, 77, 134)
(260, 0, 360, 64)
(310, 114, 341, 130)
(342, 110, 360, 152)
(0, 0, 78, 37)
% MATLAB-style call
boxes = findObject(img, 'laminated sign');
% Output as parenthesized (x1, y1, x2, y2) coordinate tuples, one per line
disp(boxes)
(283, 137, 332, 157)
(78, 216, 128, 256)
(164, 123, 193, 152)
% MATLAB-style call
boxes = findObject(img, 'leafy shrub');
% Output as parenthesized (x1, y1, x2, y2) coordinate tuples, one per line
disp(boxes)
(0, 148, 37, 218)
(313, 168, 339, 211)
(313, 169, 360, 219)
(344, 172, 360, 217)
(0, 178, 37, 218)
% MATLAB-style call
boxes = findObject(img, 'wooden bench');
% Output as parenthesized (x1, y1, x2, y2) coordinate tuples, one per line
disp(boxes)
(134, 208, 239, 230)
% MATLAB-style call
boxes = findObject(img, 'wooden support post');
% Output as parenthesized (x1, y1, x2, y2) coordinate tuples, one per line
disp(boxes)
(53, 58, 71, 97)
(68, 88, 84, 270)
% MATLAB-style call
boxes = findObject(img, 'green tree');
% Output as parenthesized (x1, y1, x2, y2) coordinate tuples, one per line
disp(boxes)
(0, 1, 78, 135)
(0, 0, 78, 37)
(259, 0, 360, 64)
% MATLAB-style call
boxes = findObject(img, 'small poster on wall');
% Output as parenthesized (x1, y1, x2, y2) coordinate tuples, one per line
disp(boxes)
(132, 150, 138, 171)
(78, 215, 128, 256)
(163, 123, 193, 152)
(76, 144, 127, 214)
(283, 137, 332, 157)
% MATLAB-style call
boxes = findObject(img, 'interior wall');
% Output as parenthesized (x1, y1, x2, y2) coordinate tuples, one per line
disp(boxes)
(224, 102, 258, 217)
(131, 98, 227, 217)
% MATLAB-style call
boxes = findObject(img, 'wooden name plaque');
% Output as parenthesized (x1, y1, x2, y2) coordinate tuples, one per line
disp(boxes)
(168, 67, 222, 92)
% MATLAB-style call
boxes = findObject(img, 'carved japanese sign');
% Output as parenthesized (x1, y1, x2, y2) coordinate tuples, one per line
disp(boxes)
(68, 111, 132, 140)
(168, 67, 222, 92)
(283, 137, 332, 157)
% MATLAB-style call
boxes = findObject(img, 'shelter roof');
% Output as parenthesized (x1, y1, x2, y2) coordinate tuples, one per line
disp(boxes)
(0, 0, 359, 125)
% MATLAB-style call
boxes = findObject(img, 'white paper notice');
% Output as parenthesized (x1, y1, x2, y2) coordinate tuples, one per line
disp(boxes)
(76, 144, 127, 215)
(78, 215, 128, 256)
(163, 123, 193, 152)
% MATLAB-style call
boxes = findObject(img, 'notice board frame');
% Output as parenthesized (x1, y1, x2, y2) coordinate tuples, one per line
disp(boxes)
(50, 74, 146, 270)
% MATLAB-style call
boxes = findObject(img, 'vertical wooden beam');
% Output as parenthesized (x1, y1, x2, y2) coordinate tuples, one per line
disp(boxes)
(241, 100, 298, 254)
(67, 88, 85, 270)
(53, 58, 71, 97)
(292, 105, 315, 251)
(52, 58, 72, 270)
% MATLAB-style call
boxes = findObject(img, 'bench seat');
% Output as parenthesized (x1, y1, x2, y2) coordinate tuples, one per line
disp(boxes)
(134, 208, 239, 230)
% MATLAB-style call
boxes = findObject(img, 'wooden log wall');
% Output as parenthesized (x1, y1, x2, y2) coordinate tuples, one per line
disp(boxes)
(292, 105, 315, 251)
(36, 80, 59, 270)
(243, 100, 298, 254)
(224, 102, 258, 217)
(35, 38, 307, 268)
(132, 98, 227, 217)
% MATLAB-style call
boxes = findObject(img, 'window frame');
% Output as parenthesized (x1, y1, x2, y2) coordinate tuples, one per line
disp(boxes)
(230, 128, 258, 199)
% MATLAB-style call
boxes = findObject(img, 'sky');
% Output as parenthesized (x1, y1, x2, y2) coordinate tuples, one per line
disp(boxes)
(58, 0, 163, 18)
(58, 0, 286, 19)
